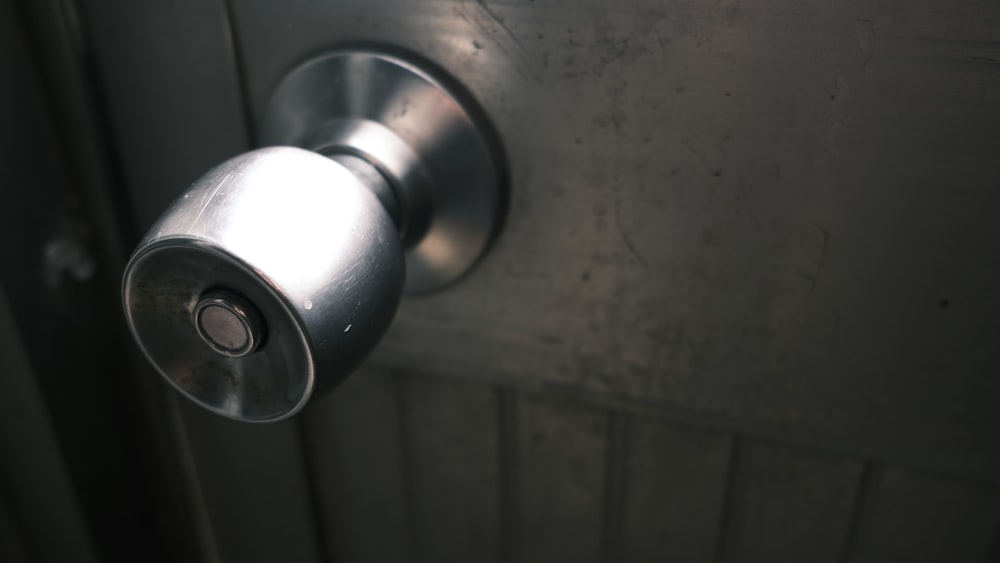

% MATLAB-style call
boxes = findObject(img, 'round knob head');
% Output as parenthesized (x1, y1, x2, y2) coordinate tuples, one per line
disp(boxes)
(122, 147, 404, 422)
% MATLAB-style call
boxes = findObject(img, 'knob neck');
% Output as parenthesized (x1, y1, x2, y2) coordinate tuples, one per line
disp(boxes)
(308, 119, 433, 248)
(329, 153, 401, 228)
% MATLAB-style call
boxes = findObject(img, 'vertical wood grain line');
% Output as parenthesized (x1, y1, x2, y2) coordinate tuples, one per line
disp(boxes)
(498, 387, 518, 563)
(600, 411, 629, 563)
(219, 0, 256, 145)
(293, 420, 330, 563)
(838, 461, 882, 563)
(394, 373, 419, 563)
(983, 499, 1000, 563)
(714, 435, 747, 563)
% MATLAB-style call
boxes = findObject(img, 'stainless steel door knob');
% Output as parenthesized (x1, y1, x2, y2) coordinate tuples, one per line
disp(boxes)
(121, 50, 505, 422)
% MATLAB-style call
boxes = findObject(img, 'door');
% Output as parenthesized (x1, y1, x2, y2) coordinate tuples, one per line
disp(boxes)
(9, 0, 1000, 562)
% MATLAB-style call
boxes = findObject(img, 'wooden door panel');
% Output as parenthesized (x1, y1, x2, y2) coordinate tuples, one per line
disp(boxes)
(76, 1, 1000, 562)
(227, 0, 1000, 483)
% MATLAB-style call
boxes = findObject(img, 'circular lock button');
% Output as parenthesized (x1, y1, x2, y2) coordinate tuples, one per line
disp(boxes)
(194, 290, 265, 357)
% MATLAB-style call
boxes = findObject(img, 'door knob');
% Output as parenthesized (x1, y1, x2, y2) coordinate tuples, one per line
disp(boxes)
(121, 50, 505, 422)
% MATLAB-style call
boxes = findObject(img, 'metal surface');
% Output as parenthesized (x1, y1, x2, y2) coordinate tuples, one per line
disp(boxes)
(258, 50, 506, 293)
(122, 50, 505, 421)
(193, 289, 266, 357)
(123, 147, 405, 422)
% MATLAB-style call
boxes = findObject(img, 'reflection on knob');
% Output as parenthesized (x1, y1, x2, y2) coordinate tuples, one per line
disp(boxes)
(121, 49, 504, 422)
